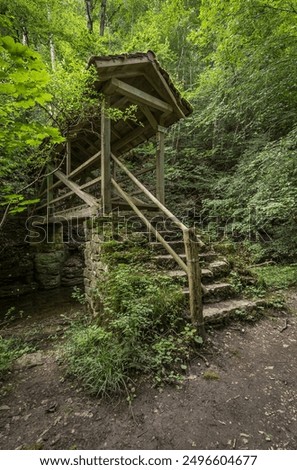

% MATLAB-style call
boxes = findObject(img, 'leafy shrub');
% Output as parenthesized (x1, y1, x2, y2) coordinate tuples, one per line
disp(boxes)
(64, 263, 201, 396)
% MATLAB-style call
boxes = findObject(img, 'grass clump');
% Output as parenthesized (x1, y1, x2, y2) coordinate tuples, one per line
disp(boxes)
(0, 336, 32, 378)
(251, 265, 297, 290)
(202, 370, 220, 380)
(64, 262, 202, 397)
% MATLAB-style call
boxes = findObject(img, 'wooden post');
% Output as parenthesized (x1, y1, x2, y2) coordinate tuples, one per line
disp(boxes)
(101, 97, 112, 214)
(66, 140, 71, 176)
(156, 125, 165, 205)
(47, 169, 53, 216)
(183, 227, 206, 340)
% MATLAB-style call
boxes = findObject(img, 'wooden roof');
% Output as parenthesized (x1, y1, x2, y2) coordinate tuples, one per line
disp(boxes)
(60, 51, 192, 165)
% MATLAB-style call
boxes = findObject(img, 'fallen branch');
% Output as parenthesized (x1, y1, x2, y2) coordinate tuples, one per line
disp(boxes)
(248, 260, 276, 268)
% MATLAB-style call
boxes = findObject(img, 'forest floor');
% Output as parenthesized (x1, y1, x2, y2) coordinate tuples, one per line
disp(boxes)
(0, 289, 297, 450)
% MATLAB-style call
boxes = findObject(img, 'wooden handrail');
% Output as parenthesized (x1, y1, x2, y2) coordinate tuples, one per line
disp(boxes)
(112, 153, 204, 248)
(112, 179, 206, 335)
(112, 179, 188, 273)
(117, 165, 155, 183)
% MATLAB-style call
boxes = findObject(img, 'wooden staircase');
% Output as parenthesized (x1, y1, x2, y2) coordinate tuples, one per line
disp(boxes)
(123, 215, 263, 328)
(33, 51, 264, 337)
(35, 155, 263, 336)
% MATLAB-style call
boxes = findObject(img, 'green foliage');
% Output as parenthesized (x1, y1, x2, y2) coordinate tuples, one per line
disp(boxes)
(64, 259, 201, 396)
(252, 265, 297, 290)
(0, 336, 32, 377)
(100, 239, 151, 266)
(203, 128, 297, 260)
(71, 286, 86, 305)
(63, 325, 128, 396)
(1, 0, 296, 263)
(0, 35, 62, 153)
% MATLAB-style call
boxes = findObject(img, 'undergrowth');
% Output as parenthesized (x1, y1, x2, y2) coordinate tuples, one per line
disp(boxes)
(64, 239, 202, 397)
(251, 265, 297, 290)
(0, 337, 32, 378)
(214, 238, 297, 301)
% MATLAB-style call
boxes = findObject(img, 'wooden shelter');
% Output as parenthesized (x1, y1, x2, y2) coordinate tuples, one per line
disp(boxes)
(37, 51, 192, 218)
(36, 51, 205, 337)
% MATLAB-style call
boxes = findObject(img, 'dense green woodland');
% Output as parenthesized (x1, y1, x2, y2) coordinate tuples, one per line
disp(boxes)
(1, 0, 297, 260)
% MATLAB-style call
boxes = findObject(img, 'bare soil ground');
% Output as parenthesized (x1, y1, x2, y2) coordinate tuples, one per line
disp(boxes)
(0, 289, 297, 450)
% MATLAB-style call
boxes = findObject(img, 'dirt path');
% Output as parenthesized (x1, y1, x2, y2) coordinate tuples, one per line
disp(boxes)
(1, 291, 297, 450)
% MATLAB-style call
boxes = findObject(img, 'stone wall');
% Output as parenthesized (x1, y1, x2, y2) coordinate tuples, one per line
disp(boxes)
(83, 221, 108, 315)
(0, 215, 85, 298)
(0, 215, 37, 298)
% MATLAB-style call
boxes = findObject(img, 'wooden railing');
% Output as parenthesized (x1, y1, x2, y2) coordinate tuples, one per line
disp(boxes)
(111, 153, 206, 339)
(36, 151, 101, 214)
(35, 150, 206, 338)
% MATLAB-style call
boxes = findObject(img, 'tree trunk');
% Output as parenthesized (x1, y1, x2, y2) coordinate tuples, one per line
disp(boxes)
(100, 0, 107, 36)
(85, 0, 94, 33)
(21, 24, 29, 46)
(49, 35, 56, 71)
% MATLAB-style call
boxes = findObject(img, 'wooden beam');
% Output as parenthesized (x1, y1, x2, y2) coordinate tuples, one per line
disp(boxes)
(104, 77, 173, 114)
(48, 204, 99, 223)
(93, 55, 151, 70)
(139, 105, 158, 130)
(54, 169, 98, 207)
(183, 228, 205, 339)
(112, 154, 186, 233)
(117, 165, 155, 183)
(68, 151, 101, 179)
(40, 152, 101, 198)
(112, 179, 188, 272)
(148, 64, 185, 119)
(111, 96, 128, 109)
(112, 123, 151, 153)
(39, 176, 102, 209)
(47, 170, 53, 215)
(95, 70, 145, 83)
(156, 126, 165, 205)
(101, 97, 112, 213)
(66, 140, 71, 176)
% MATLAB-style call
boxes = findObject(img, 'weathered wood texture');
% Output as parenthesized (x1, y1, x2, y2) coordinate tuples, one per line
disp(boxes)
(156, 126, 165, 204)
(183, 227, 205, 339)
(101, 98, 112, 213)
(112, 179, 188, 272)
(104, 78, 173, 113)
(54, 170, 98, 207)
(112, 153, 204, 245)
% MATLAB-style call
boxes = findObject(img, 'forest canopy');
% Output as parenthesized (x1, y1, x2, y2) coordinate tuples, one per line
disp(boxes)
(0, 0, 296, 259)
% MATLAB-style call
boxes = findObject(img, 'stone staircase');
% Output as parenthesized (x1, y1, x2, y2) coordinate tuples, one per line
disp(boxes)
(127, 214, 264, 327)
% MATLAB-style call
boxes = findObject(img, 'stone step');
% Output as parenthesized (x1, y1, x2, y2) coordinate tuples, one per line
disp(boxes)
(150, 240, 186, 254)
(149, 240, 216, 258)
(144, 230, 184, 241)
(153, 253, 221, 268)
(165, 268, 214, 283)
(183, 282, 235, 304)
(159, 258, 230, 278)
(202, 299, 265, 324)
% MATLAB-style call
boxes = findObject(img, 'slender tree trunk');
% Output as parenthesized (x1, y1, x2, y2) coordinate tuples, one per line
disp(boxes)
(85, 0, 94, 33)
(21, 24, 29, 46)
(49, 34, 56, 71)
(47, 7, 56, 71)
(100, 0, 107, 36)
